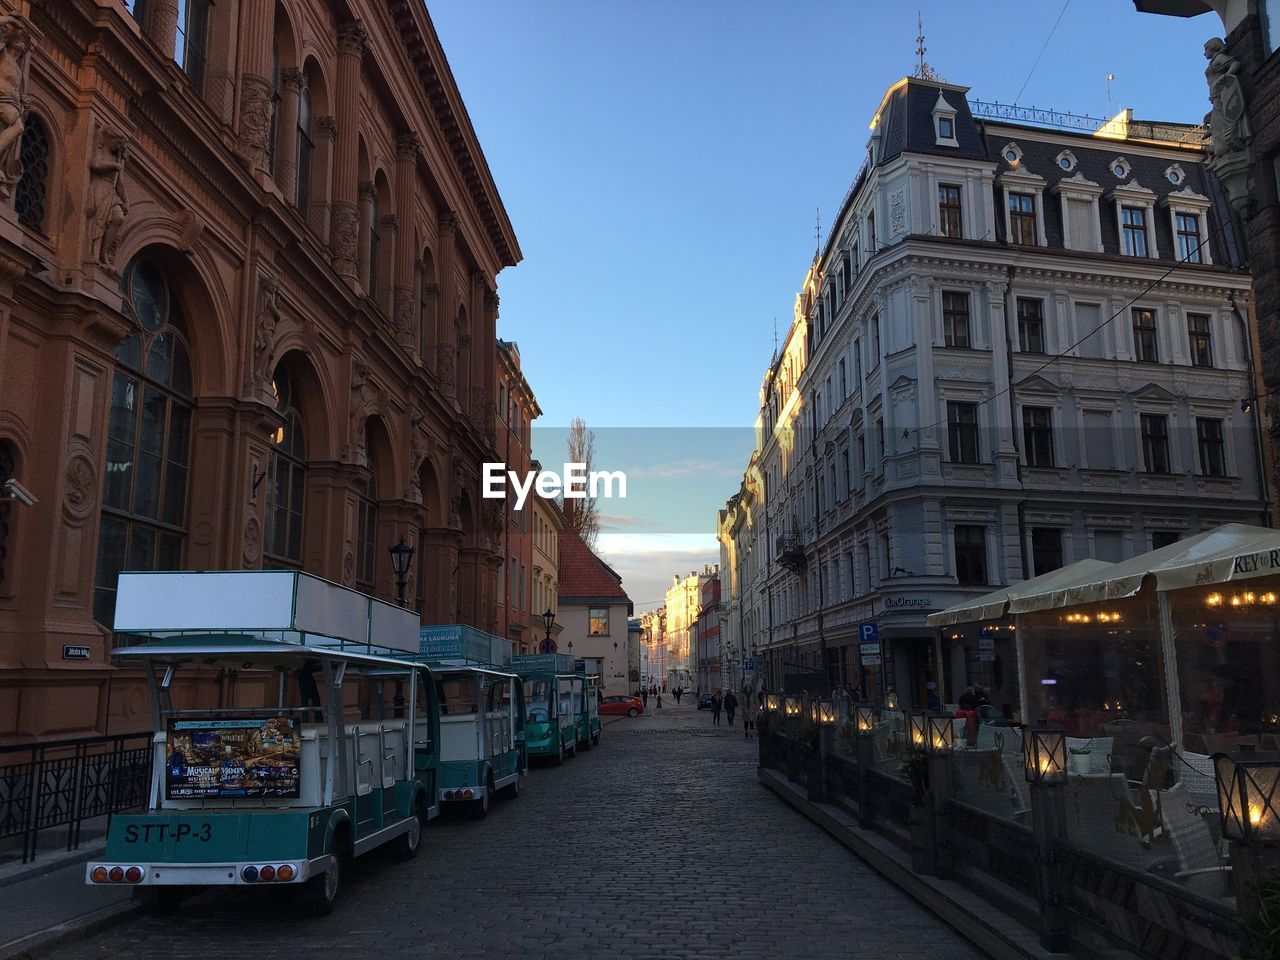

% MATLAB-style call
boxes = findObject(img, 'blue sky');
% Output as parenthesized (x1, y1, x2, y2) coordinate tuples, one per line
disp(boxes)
(430, 0, 1218, 606)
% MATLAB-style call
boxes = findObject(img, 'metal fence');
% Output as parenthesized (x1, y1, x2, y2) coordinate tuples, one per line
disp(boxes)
(0, 733, 153, 863)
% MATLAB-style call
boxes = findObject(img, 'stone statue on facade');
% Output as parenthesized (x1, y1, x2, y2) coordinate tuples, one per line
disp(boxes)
(86, 126, 129, 268)
(449, 459, 465, 527)
(1204, 38, 1251, 155)
(348, 357, 370, 460)
(0, 16, 31, 201)
(252, 278, 281, 390)
(1203, 37, 1253, 216)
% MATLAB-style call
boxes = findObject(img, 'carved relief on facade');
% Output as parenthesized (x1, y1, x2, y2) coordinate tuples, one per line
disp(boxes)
(437, 343, 457, 395)
(237, 73, 274, 169)
(243, 516, 262, 565)
(330, 201, 359, 274)
(62, 454, 96, 525)
(471, 386, 487, 426)
(889, 189, 906, 237)
(86, 125, 129, 269)
(336, 20, 369, 57)
(393, 285, 416, 350)
(0, 15, 32, 201)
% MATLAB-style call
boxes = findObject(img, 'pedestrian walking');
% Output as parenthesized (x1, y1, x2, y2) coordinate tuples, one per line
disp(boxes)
(743, 693, 757, 738)
(711, 692, 722, 726)
(641, 688, 648, 710)
(656, 692, 663, 709)
(674, 687, 682, 705)
(723, 690, 738, 726)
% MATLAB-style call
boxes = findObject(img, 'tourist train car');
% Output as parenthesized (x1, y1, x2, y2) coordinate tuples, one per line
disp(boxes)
(430, 665, 527, 817)
(573, 672, 602, 749)
(85, 570, 439, 916)
(512, 653, 579, 764)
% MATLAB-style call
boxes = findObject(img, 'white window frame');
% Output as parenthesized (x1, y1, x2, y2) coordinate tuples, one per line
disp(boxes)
(933, 91, 959, 148)
(999, 168, 1048, 247)
(1112, 180, 1158, 258)
(1053, 173, 1103, 253)
(1166, 187, 1213, 266)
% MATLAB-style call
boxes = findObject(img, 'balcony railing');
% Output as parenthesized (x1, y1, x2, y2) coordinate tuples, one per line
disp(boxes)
(774, 533, 806, 572)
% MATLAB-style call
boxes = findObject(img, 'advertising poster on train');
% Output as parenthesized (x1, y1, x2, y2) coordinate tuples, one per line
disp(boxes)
(166, 717, 301, 799)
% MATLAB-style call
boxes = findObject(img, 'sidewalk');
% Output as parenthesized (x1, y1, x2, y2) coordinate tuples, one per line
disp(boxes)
(0, 846, 140, 960)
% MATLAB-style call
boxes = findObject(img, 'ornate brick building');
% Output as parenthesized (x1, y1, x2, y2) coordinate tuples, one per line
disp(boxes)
(0, 0, 520, 741)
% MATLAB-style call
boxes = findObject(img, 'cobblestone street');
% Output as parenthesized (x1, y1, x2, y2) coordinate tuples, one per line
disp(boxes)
(55, 698, 986, 960)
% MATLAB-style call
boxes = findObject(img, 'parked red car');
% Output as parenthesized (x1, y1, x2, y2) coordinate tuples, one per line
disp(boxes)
(600, 694, 643, 718)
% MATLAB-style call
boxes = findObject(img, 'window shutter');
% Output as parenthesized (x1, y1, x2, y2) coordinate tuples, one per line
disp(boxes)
(1066, 199, 1094, 251)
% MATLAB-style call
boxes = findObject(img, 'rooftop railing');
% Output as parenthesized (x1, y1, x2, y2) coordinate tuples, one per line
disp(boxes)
(970, 98, 1207, 146)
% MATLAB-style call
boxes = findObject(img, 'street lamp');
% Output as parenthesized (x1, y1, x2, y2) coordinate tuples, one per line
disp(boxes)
(540, 608, 555, 654)
(1215, 751, 1280, 845)
(1023, 725, 1068, 786)
(388, 537, 415, 607)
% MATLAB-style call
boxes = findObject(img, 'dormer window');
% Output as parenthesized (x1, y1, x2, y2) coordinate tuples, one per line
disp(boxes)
(1165, 164, 1186, 185)
(932, 91, 959, 148)
(1111, 157, 1131, 179)
(1055, 150, 1077, 172)
(1001, 142, 1024, 168)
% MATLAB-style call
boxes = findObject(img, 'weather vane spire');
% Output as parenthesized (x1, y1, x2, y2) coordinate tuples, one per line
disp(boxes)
(913, 11, 943, 82)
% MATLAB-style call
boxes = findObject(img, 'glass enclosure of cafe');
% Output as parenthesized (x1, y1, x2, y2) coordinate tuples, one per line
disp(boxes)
(1012, 525, 1280, 756)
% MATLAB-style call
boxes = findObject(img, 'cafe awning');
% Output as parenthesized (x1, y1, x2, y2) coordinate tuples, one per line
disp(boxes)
(925, 558, 1115, 628)
(1008, 523, 1280, 614)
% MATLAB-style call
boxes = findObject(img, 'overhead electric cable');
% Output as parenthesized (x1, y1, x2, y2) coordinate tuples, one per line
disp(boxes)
(1013, 0, 1072, 106)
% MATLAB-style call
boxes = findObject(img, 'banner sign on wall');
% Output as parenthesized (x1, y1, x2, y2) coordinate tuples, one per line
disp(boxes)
(165, 717, 300, 800)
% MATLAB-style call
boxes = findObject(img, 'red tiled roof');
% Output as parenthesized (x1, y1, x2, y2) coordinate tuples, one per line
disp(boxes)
(558, 526, 630, 604)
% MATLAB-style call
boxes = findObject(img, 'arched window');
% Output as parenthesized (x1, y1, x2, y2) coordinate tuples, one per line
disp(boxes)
(267, 40, 280, 176)
(93, 258, 194, 626)
(355, 432, 377, 591)
(295, 83, 313, 211)
(367, 191, 380, 302)
(14, 114, 49, 232)
(175, 0, 211, 93)
(0, 439, 14, 587)
(265, 365, 306, 568)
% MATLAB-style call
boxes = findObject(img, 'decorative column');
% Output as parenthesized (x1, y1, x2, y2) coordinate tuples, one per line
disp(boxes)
(235, 0, 275, 173)
(393, 134, 420, 355)
(274, 68, 305, 203)
(330, 21, 368, 280)
(436, 211, 459, 397)
(141, 0, 180, 59)
(482, 288, 500, 439)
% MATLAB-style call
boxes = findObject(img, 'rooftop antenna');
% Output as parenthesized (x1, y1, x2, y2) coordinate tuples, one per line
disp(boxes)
(1106, 72, 1115, 117)
(814, 206, 821, 253)
(915, 11, 926, 78)
(772, 317, 779, 359)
